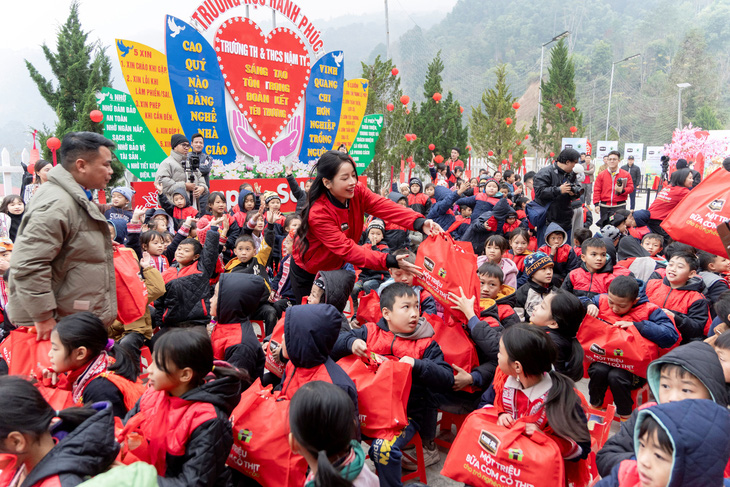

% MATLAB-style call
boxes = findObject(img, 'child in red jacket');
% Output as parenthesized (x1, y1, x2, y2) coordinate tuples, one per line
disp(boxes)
(563, 237, 631, 305)
(538, 222, 580, 285)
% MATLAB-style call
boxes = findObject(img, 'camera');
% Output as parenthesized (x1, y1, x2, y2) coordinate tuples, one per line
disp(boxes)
(186, 152, 200, 172)
(570, 183, 585, 196)
(660, 155, 670, 173)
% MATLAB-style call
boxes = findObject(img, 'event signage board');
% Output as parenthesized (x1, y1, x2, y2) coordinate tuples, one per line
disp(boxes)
(350, 114, 384, 175)
(561, 138, 588, 152)
(623, 143, 644, 164)
(333, 79, 369, 151)
(595, 141, 618, 160)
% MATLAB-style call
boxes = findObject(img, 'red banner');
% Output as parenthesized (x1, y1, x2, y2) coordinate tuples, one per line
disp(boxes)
(131, 177, 367, 213)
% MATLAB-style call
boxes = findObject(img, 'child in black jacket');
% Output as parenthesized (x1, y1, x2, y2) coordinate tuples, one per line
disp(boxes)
(352, 219, 390, 305)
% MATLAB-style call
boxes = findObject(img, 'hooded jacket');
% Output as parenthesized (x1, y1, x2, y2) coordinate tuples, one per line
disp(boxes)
(466, 301, 504, 390)
(158, 190, 199, 231)
(590, 294, 679, 349)
(514, 279, 556, 323)
(211, 274, 267, 381)
(562, 260, 632, 304)
(407, 178, 430, 216)
(596, 341, 728, 477)
(699, 271, 730, 318)
(455, 191, 501, 220)
(538, 222, 580, 283)
(123, 374, 241, 487)
(319, 269, 357, 329)
(12, 404, 118, 487)
(279, 304, 358, 410)
(494, 285, 520, 328)
(600, 400, 730, 487)
(230, 188, 257, 228)
(426, 186, 461, 231)
(8, 165, 117, 326)
(293, 184, 422, 274)
(157, 228, 221, 327)
(358, 242, 390, 283)
(645, 277, 711, 342)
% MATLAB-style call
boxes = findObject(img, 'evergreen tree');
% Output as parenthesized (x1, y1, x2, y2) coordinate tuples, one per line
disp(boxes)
(26, 1, 124, 184)
(469, 64, 528, 171)
(412, 52, 468, 167)
(534, 39, 584, 156)
(361, 55, 413, 191)
(670, 29, 719, 124)
(693, 103, 724, 130)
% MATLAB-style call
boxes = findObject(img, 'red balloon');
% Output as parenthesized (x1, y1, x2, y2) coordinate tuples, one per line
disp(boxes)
(505, 117, 513, 126)
(46, 137, 61, 151)
(460, 106, 464, 114)
(512, 102, 521, 110)
(432, 92, 442, 103)
(428, 144, 435, 151)
(89, 110, 103, 123)
(487, 150, 494, 156)
(502, 159, 509, 164)
(550, 152, 555, 157)
(556, 103, 563, 109)
(569, 126, 578, 133)
(392, 68, 399, 76)
(400, 95, 410, 105)
(571, 106, 576, 112)
(386, 103, 394, 111)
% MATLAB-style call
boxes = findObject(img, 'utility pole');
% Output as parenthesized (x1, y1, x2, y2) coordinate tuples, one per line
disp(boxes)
(384, 0, 391, 60)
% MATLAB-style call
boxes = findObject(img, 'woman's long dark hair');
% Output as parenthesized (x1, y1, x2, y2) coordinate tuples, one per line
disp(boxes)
(296, 151, 358, 257)
(548, 290, 586, 382)
(34, 160, 52, 185)
(0, 376, 97, 440)
(289, 381, 357, 487)
(670, 168, 692, 187)
(55, 312, 138, 382)
(501, 324, 590, 443)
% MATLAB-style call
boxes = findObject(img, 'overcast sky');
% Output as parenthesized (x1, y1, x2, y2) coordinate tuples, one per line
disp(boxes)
(0, 0, 456, 153)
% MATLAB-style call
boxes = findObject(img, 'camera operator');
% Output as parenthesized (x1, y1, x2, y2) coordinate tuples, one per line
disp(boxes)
(190, 132, 213, 188)
(533, 148, 581, 244)
(155, 134, 208, 211)
(592, 150, 634, 226)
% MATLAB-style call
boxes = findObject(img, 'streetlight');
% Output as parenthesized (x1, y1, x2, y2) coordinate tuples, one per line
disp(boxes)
(677, 83, 691, 129)
(536, 31, 569, 162)
(605, 53, 641, 140)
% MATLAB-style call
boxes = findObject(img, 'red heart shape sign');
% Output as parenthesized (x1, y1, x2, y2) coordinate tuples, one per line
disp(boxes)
(215, 18, 310, 147)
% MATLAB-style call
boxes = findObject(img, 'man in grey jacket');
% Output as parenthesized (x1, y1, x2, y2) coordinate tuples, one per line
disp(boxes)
(155, 134, 208, 211)
(8, 132, 117, 339)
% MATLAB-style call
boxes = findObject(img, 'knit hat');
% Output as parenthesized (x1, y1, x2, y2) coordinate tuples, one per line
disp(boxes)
(600, 225, 620, 241)
(111, 186, 133, 203)
(478, 174, 489, 186)
(368, 219, 385, 234)
(608, 212, 626, 227)
(524, 251, 553, 278)
(313, 275, 326, 291)
(0, 238, 14, 252)
(264, 191, 280, 204)
(633, 209, 650, 227)
(409, 177, 422, 191)
(170, 134, 190, 149)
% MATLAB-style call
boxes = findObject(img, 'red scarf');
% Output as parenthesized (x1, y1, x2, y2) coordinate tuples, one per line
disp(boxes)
(72, 352, 109, 404)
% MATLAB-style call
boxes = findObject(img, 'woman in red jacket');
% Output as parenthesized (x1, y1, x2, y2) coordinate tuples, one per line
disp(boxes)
(647, 168, 693, 240)
(291, 151, 441, 301)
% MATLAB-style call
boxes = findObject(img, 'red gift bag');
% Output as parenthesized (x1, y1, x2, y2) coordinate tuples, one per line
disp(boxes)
(415, 233, 481, 322)
(356, 290, 382, 325)
(337, 354, 412, 439)
(577, 315, 659, 378)
(263, 317, 286, 378)
(227, 379, 307, 487)
(442, 407, 565, 487)
(36, 384, 75, 410)
(139, 346, 152, 380)
(425, 314, 480, 393)
(0, 327, 51, 377)
(114, 248, 148, 324)
(662, 167, 729, 257)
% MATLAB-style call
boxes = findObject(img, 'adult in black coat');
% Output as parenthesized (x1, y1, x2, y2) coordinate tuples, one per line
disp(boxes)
(620, 156, 642, 210)
(533, 148, 580, 244)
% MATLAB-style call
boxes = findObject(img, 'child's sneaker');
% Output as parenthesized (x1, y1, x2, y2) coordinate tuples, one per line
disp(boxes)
(401, 444, 440, 471)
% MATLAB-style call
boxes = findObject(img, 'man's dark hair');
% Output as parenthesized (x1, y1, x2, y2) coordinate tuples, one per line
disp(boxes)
(580, 152, 586, 156)
(191, 132, 204, 142)
(524, 171, 535, 183)
(699, 250, 721, 271)
(503, 170, 514, 179)
(557, 148, 580, 164)
(179, 237, 202, 256)
(608, 275, 639, 300)
(669, 251, 699, 272)
(581, 237, 607, 254)
(608, 150, 621, 158)
(380, 282, 417, 311)
(715, 291, 730, 326)
(235, 234, 256, 248)
(60, 132, 115, 170)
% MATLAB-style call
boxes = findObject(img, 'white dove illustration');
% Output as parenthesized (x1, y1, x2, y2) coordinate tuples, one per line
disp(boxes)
(332, 52, 344, 67)
(168, 17, 186, 38)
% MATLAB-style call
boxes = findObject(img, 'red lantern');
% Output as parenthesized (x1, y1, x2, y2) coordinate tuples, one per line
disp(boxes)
(404, 134, 411, 141)
(466, 145, 472, 151)
(556, 103, 563, 109)
(400, 95, 410, 105)
(523, 149, 528, 154)
(505, 117, 513, 126)
(406, 109, 411, 115)
(508, 150, 512, 153)
(487, 150, 494, 157)
(549, 152, 555, 157)
(516, 141, 521, 145)
(46, 136, 61, 166)
(432, 92, 442, 103)
(391, 68, 399, 76)
(571, 106, 576, 112)
(411, 134, 417, 141)
(512, 102, 521, 110)
(27, 163, 35, 175)
(434, 155, 444, 164)
(89, 110, 103, 123)
(386, 103, 394, 111)
(524, 135, 529, 140)
(428, 144, 435, 151)
(569, 126, 578, 133)
(460, 106, 464, 114)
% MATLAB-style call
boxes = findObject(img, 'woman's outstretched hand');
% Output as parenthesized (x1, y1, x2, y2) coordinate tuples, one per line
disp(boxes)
(397, 254, 423, 278)
(422, 219, 443, 235)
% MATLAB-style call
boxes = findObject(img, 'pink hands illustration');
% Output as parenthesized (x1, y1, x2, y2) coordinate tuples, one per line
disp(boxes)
(270, 115, 302, 164)
(231, 110, 268, 162)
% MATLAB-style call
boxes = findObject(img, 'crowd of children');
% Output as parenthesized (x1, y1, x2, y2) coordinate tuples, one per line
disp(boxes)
(1, 147, 730, 487)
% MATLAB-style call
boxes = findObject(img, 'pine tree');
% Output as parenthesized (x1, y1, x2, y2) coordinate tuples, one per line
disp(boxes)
(693, 103, 724, 130)
(469, 64, 528, 171)
(534, 39, 584, 156)
(412, 52, 468, 167)
(361, 55, 413, 191)
(26, 1, 124, 183)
